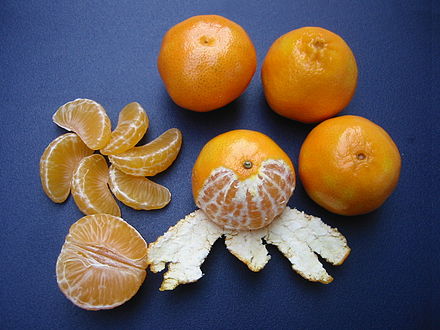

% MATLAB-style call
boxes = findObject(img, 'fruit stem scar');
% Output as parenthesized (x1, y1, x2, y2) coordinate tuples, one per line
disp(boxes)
(356, 153, 366, 160)
(243, 160, 253, 169)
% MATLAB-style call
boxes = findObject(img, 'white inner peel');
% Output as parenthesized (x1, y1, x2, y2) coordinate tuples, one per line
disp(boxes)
(147, 207, 350, 290)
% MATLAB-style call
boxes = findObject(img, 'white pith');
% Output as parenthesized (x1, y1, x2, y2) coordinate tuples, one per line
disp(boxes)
(147, 207, 350, 290)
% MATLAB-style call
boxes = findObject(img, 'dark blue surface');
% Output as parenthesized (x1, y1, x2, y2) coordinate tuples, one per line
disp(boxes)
(0, 1, 435, 329)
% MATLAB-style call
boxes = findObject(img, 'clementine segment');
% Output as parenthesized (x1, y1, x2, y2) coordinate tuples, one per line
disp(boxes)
(40, 133, 93, 203)
(262, 27, 358, 123)
(71, 154, 121, 216)
(192, 130, 296, 230)
(158, 15, 257, 112)
(299, 115, 401, 216)
(56, 214, 148, 310)
(108, 165, 171, 210)
(53, 99, 112, 150)
(108, 128, 182, 177)
(100, 102, 149, 155)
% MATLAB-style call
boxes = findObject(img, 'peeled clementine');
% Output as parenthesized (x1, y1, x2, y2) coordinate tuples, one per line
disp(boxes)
(192, 129, 295, 230)
(262, 27, 358, 123)
(158, 15, 257, 112)
(299, 115, 401, 216)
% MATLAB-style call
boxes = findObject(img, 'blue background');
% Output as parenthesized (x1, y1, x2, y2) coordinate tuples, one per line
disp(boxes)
(1, 1, 436, 329)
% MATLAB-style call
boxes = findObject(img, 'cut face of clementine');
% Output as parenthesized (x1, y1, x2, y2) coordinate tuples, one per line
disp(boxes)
(53, 99, 112, 150)
(158, 15, 257, 112)
(100, 102, 149, 155)
(299, 115, 401, 216)
(262, 27, 358, 123)
(108, 128, 182, 176)
(71, 154, 121, 216)
(192, 129, 296, 230)
(108, 165, 171, 210)
(40, 133, 93, 203)
(56, 214, 148, 310)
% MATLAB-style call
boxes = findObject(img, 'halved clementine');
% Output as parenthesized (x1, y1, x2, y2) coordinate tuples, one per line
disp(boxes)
(56, 214, 148, 310)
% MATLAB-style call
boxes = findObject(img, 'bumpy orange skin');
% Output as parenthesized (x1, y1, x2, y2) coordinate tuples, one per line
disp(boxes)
(192, 130, 296, 230)
(262, 27, 358, 123)
(299, 115, 401, 216)
(158, 15, 257, 112)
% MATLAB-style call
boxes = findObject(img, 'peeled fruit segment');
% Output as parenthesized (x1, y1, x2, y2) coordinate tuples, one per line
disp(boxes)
(53, 99, 111, 150)
(100, 102, 149, 155)
(40, 133, 93, 203)
(56, 214, 148, 310)
(108, 128, 182, 176)
(71, 154, 121, 216)
(108, 165, 171, 210)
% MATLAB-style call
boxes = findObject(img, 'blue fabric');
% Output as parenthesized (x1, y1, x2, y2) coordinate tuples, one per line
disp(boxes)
(0, 0, 435, 328)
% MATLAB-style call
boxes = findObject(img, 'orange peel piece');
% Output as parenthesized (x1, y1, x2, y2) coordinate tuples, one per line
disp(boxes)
(148, 207, 350, 290)
(147, 210, 223, 291)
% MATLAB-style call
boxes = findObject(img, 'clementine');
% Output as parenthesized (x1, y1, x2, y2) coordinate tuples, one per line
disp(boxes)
(192, 129, 296, 230)
(158, 15, 257, 112)
(262, 27, 358, 123)
(299, 115, 401, 216)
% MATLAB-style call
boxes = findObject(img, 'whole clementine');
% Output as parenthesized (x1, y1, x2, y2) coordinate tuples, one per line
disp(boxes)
(158, 15, 257, 112)
(262, 27, 358, 123)
(192, 130, 296, 230)
(299, 115, 401, 216)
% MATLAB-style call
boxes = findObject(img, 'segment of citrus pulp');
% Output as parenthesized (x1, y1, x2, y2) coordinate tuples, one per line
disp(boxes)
(299, 115, 401, 215)
(158, 15, 257, 111)
(53, 98, 111, 150)
(192, 130, 296, 230)
(40, 133, 93, 203)
(56, 214, 148, 310)
(108, 128, 182, 176)
(108, 165, 171, 210)
(262, 27, 358, 123)
(100, 102, 149, 155)
(71, 154, 121, 216)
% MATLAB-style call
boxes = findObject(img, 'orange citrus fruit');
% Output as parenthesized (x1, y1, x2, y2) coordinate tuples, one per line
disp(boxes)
(71, 154, 121, 216)
(158, 15, 257, 112)
(262, 27, 358, 123)
(56, 214, 148, 310)
(108, 128, 182, 176)
(40, 133, 93, 203)
(100, 102, 149, 155)
(53, 99, 112, 149)
(192, 130, 296, 230)
(299, 115, 401, 216)
(108, 165, 171, 210)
